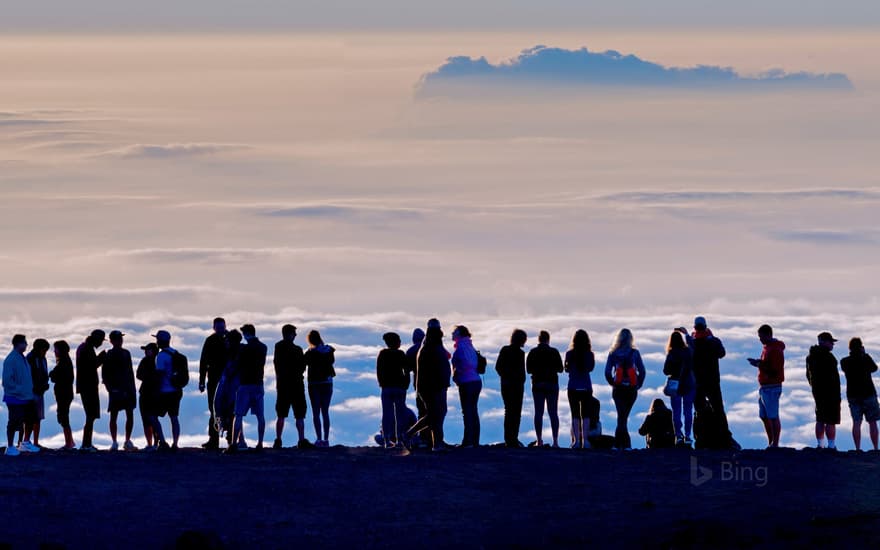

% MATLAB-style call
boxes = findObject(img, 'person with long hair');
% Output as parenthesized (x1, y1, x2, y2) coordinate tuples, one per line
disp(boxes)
(664, 329, 696, 446)
(638, 399, 675, 449)
(49, 340, 76, 450)
(304, 330, 336, 447)
(495, 329, 527, 448)
(604, 328, 646, 450)
(564, 330, 595, 449)
(451, 325, 481, 448)
(408, 319, 452, 452)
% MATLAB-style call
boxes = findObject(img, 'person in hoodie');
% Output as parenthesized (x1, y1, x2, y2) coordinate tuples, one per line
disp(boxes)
(451, 325, 481, 448)
(376, 332, 409, 448)
(527, 330, 564, 448)
(840, 337, 880, 451)
(405, 328, 426, 422)
(49, 340, 76, 450)
(604, 328, 646, 450)
(748, 324, 785, 449)
(806, 332, 842, 450)
(304, 330, 336, 447)
(25, 338, 51, 449)
(564, 330, 595, 449)
(3, 334, 38, 456)
(408, 319, 452, 451)
(76, 329, 106, 452)
(495, 329, 527, 448)
(664, 329, 696, 446)
(682, 316, 732, 444)
(638, 399, 676, 449)
(229, 324, 268, 452)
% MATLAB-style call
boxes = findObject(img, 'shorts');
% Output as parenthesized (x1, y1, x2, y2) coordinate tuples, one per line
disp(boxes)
(567, 389, 593, 420)
(758, 385, 782, 420)
(32, 394, 46, 421)
(276, 384, 307, 420)
(108, 390, 136, 413)
(814, 397, 841, 425)
(156, 390, 183, 417)
(55, 392, 73, 428)
(235, 385, 265, 417)
(849, 396, 880, 423)
(139, 392, 158, 418)
(5, 401, 29, 431)
(80, 390, 101, 420)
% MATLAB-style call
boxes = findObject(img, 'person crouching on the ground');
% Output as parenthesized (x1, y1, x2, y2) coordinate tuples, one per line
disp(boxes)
(229, 324, 268, 452)
(408, 319, 452, 452)
(565, 329, 595, 449)
(604, 328, 646, 451)
(527, 330, 563, 448)
(103, 330, 138, 451)
(25, 338, 51, 449)
(76, 329, 106, 452)
(153, 330, 182, 451)
(495, 329, 527, 448)
(377, 332, 409, 448)
(304, 330, 336, 448)
(136, 343, 160, 450)
(452, 325, 481, 448)
(638, 399, 675, 449)
(806, 332, 842, 450)
(841, 337, 880, 451)
(49, 340, 76, 450)
(274, 324, 310, 450)
(3, 334, 38, 456)
(748, 324, 785, 449)
(664, 329, 696, 446)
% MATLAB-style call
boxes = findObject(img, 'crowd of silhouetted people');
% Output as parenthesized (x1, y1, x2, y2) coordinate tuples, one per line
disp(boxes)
(3, 315, 879, 455)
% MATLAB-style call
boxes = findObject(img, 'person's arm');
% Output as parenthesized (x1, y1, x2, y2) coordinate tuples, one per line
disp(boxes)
(604, 355, 615, 385)
(715, 338, 726, 360)
(638, 415, 650, 435)
(555, 349, 564, 373)
(805, 357, 813, 387)
(494, 347, 506, 377)
(199, 338, 211, 389)
(867, 354, 878, 374)
(376, 351, 384, 387)
(526, 350, 534, 375)
(634, 350, 646, 388)
(586, 352, 595, 373)
(662, 353, 675, 377)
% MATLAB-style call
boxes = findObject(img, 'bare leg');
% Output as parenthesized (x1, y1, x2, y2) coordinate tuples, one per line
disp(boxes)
(870, 421, 879, 450)
(853, 419, 862, 450)
(533, 395, 545, 446)
(124, 410, 134, 443)
(275, 417, 285, 440)
(33, 421, 41, 446)
(762, 418, 773, 447)
(296, 419, 305, 442)
(171, 416, 180, 447)
(257, 414, 266, 447)
(109, 410, 119, 445)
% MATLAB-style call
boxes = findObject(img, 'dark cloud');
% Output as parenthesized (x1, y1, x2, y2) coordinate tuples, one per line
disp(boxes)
(766, 229, 877, 245)
(262, 205, 423, 221)
(0, 285, 224, 300)
(595, 189, 880, 204)
(96, 143, 248, 160)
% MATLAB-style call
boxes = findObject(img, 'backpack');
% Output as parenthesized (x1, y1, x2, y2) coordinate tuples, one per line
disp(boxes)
(170, 350, 190, 389)
(476, 351, 488, 375)
(613, 353, 638, 387)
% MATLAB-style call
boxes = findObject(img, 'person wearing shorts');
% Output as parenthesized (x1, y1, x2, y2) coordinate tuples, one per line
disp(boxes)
(152, 330, 182, 451)
(273, 324, 308, 449)
(76, 329, 106, 452)
(749, 324, 785, 449)
(228, 324, 268, 452)
(806, 332, 842, 449)
(841, 337, 880, 451)
(104, 330, 138, 451)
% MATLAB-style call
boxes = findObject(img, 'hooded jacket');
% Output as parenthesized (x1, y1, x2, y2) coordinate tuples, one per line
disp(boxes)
(604, 348, 646, 389)
(840, 353, 879, 400)
(452, 337, 481, 385)
(416, 327, 451, 393)
(806, 345, 841, 402)
(304, 344, 336, 384)
(758, 339, 785, 386)
(2, 350, 35, 403)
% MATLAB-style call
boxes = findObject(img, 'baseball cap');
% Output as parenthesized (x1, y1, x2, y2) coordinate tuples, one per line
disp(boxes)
(140, 342, 158, 352)
(818, 332, 838, 343)
(152, 330, 171, 341)
(109, 330, 125, 340)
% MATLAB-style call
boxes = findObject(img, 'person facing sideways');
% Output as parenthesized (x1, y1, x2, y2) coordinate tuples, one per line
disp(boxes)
(604, 328, 646, 451)
(408, 319, 452, 452)
(806, 332, 842, 450)
(3, 334, 38, 456)
(304, 329, 336, 448)
(527, 330, 564, 448)
(405, 328, 426, 422)
(49, 340, 76, 450)
(214, 330, 244, 448)
(103, 330, 138, 451)
(664, 329, 697, 446)
(198, 317, 229, 450)
(274, 324, 311, 450)
(564, 329, 595, 449)
(152, 330, 183, 452)
(638, 399, 676, 449)
(683, 316, 733, 444)
(451, 325, 482, 448)
(748, 324, 785, 449)
(840, 337, 880, 451)
(76, 329, 106, 452)
(376, 332, 410, 448)
(136, 343, 160, 451)
(228, 324, 269, 453)
(24, 338, 51, 449)
(495, 329, 528, 448)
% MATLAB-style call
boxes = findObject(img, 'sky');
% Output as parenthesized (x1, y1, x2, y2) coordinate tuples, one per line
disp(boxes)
(1, 5, 879, 450)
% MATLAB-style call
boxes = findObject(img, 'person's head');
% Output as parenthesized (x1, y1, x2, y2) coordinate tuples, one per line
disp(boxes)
(757, 324, 773, 345)
(650, 398, 667, 414)
(538, 330, 550, 345)
(427, 318, 441, 330)
(570, 329, 591, 352)
(452, 325, 471, 342)
(382, 332, 401, 350)
(666, 331, 687, 354)
(32, 338, 50, 357)
(849, 337, 864, 355)
(140, 342, 158, 358)
(307, 330, 324, 348)
(88, 329, 106, 348)
(53, 340, 70, 358)
(109, 330, 124, 348)
(610, 328, 635, 353)
(240, 324, 256, 339)
(153, 329, 171, 349)
(425, 326, 443, 342)
(510, 329, 527, 348)
(411, 328, 425, 346)
(817, 331, 837, 350)
(11, 334, 27, 353)
(282, 324, 297, 340)
(213, 317, 227, 335)
(694, 316, 708, 331)
(227, 329, 242, 346)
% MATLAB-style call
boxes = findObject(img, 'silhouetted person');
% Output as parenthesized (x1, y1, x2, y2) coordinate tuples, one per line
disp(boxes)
(274, 324, 309, 449)
(452, 325, 481, 448)
(229, 324, 268, 452)
(103, 330, 137, 451)
(639, 399, 675, 449)
(304, 330, 336, 447)
(405, 328, 426, 421)
(214, 330, 244, 447)
(49, 340, 76, 450)
(24, 338, 51, 448)
(748, 324, 784, 449)
(664, 329, 696, 446)
(136, 343, 160, 450)
(377, 332, 409, 448)
(806, 332, 841, 449)
(153, 330, 182, 451)
(527, 330, 563, 447)
(3, 334, 38, 456)
(409, 320, 451, 451)
(683, 316, 732, 444)
(495, 329, 527, 448)
(199, 317, 228, 450)
(76, 329, 106, 452)
(564, 330, 595, 449)
(604, 328, 646, 450)
(841, 337, 880, 451)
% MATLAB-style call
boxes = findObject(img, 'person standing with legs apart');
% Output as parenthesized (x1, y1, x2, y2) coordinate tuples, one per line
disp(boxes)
(806, 332, 842, 450)
(748, 324, 785, 449)
(76, 329, 106, 452)
(304, 330, 336, 447)
(3, 335, 39, 456)
(24, 339, 51, 449)
(408, 319, 452, 452)
(527, 331, 563, 448)
(495, 329, 527, 448)
(103, 331, 138, 451)
(451, 326, 481, 448)
(664, 330, 696, 446)
(228, 324, 268, 452)
(376, 332, 409, 448)
(136, 343, 160, 451)
(274, 324, 310, 449)
(565, 330, 595, 449)
(49, 340, 76, 450)
(405, 329, 426, 427)
(604, 328, 646, 450)
(198, 317, 228, 450)
(153, 330, 184, 451)
(841, 338, 880, 451)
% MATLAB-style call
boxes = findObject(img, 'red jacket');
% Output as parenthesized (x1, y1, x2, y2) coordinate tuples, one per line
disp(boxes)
(758, 339, 785, 386)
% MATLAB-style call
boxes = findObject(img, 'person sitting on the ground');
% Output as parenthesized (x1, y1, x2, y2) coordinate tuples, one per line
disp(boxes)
(49, 340, 76, 450)
(304, 330, 336, 448)
(377, 332, 410, 448)
(136, 343, 160, 450)
(638, 399, 676, 449)
(103, 330, 138, 451)
(840, 337, 880, 451)
(806, 332, 842, 450)
(748, 324, 785, 449)
(664, 329, 696, 446)
(24, 338, 51, 449)
(527, 330, 564, 448)
(374, 405, 420, 448)
(3, 334, 38, 456)
(565, 329, 595, 449)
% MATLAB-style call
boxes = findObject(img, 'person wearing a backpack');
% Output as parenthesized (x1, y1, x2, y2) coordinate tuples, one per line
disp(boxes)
(663, 330, 696, 446)
(564, 330, 595, 449)
(495, 329, 527, 448)
(103, 330, 138, 452)
(604, 328, 646, 450)
(304, 330, 336, 447)
(527, 330, 564, 448)
(229, 324, 268, 452)
(24, 338, 51, 449)
(153, 330, 183, 451)
(76, 329, 106, 452)
(377, 332, 409, 448)
(451, 325, 481, 448)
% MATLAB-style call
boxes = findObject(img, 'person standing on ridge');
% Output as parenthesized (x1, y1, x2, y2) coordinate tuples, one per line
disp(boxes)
(274, 324, 310, 449)
(565, 330, 595, 449)
(376, 332, 409, 448)
(527, 330, 564, 448)
(304, 330, 336, 447)
(153, 330, 183, 451)
(748, 324, 785, 449)
(405, 328, 426, 423)
(682, 316, 733, 446)
(604, 328, 646, 450)
(806, 332, 842, 450)
(103, 330, 138, 451)
(841, 337, 880, 451)
(136, 343, 160, 451)
(49, 340, 76, 450)
(3, 335, 38, 456)
(495, 329, 527, 448)
(664, 329, 696, 446)
(76, 329, 106, 452)
(199, 317, 229, 450)
(408, 319, 451, 451)
(229, 324, 268, 452)
(24, 338, 51, 449)
(451, 325, 481, 448)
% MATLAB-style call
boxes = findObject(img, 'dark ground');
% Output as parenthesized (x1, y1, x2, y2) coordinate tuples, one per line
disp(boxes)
(1, 445, 879, 549)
